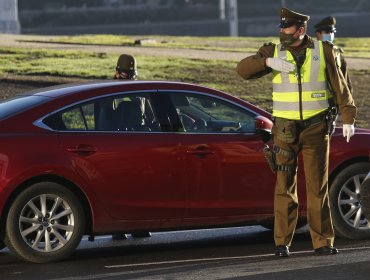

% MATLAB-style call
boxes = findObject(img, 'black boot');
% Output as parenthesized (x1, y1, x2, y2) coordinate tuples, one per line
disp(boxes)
(275, 245, 290, 257)
(131, 232, 151, 238)
(112, 233, 128, 240)
(314, 246, 338, 255)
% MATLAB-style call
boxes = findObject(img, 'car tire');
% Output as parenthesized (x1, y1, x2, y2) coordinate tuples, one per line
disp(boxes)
(360, 172, 370, 221)
(5, 182, 85, 263)
(329, 162, 370, 239)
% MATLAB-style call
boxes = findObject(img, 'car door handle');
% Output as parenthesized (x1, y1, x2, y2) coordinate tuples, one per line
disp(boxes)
(66, 144, 97, 156)
(186, 145, 215, 157)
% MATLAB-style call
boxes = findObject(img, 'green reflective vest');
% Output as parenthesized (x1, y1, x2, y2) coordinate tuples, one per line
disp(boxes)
(272, 40, 330, 120)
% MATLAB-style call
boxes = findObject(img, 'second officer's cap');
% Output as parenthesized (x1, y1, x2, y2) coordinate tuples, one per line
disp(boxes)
(279, 7, 310, 28)
(116, 54, 137, 72)
(314, 16, 336, 33)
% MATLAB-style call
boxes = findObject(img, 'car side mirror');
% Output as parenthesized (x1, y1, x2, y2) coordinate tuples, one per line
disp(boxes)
(255, 116, 273, 143)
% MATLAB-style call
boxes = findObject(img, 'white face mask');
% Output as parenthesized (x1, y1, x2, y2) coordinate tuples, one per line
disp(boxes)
(322, 33, 335, 43)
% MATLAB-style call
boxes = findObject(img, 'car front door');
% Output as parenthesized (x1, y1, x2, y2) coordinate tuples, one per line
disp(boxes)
(164, 91, 275, 220)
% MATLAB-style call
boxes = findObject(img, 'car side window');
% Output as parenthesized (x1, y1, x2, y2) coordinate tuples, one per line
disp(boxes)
(169, 93, 256, 133)
(43, 93, 161, 132)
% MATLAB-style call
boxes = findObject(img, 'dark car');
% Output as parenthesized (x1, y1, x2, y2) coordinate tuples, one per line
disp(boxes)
(0, 81, 369, 263)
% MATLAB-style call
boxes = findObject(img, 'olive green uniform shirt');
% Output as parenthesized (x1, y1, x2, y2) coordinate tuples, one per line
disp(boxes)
(334, 46, 353, 95)
(236, 35, 356, 124)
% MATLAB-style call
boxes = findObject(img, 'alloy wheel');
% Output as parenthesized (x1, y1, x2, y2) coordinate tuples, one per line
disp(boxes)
(19, 194, 75, 252)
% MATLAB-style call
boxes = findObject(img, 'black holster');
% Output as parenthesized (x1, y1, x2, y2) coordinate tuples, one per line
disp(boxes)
(263, 144, 277, 173)
(325, 106, 338, 136)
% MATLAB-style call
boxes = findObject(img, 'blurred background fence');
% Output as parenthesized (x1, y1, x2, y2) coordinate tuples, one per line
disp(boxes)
(17, 0, 370, 36)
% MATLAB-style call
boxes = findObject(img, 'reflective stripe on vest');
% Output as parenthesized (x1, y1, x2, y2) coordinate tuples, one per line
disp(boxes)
(272, 40, 330, 120)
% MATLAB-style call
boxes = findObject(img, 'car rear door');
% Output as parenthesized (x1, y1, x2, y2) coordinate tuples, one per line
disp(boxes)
(53, 91, 185, 220)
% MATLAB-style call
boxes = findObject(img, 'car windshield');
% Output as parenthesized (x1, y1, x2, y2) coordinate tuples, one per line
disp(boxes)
(0, 95, 51, 120)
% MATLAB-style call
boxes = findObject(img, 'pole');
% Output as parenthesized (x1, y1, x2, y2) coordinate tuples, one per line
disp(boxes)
(228, 0, 238, 37)
(0, 0, 20, 34)
(219, 0, 226, 20)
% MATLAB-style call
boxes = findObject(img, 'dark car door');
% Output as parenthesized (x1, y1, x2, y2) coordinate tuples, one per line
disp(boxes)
(46, 91, 185, 220)
(163, 91, 275, 220)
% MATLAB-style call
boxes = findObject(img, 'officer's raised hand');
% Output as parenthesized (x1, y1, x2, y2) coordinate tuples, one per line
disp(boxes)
(266, 57, 295, 73)
(342, 124, 355, 142)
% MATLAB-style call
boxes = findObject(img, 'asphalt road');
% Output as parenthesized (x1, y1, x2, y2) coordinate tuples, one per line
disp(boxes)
(1, 226, 370, 280)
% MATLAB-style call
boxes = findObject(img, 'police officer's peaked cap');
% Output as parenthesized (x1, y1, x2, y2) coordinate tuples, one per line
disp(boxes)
(279, 7, 310, 28)
(314, 16, 336, 33)
(116, 54, 137, 72)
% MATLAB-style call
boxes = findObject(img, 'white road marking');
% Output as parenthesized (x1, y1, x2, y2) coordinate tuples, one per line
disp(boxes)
(104, 246, 370, 269)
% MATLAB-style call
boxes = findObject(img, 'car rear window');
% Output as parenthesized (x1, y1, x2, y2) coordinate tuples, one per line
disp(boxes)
(0, 95, 50, 120)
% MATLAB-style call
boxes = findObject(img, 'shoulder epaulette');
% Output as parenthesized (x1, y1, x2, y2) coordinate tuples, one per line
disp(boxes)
(333, 45, 344, 53)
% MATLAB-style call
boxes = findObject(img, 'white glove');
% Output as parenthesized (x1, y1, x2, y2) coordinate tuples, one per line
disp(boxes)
(342, 124, 355, 143)
(266, 57, 295, 73)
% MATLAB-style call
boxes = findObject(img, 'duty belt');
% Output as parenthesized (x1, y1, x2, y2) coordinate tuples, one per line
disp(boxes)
(298, 111, 327, 129)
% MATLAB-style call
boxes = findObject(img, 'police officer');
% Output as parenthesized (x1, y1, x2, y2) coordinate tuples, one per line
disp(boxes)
(237, 7, 356, 257)
(114, 54, 138, 80)
(314, 16, 353, 95)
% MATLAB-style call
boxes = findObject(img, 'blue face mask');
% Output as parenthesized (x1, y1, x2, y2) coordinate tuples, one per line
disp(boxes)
(322, 33, 335, 43)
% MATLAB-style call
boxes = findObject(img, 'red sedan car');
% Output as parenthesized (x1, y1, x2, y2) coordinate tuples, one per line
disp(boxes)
(0, 81, 369, 263)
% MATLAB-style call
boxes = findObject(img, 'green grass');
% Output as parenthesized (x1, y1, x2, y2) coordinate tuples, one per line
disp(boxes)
(0, 48, 113, 78)
(0, 45, 368, 128)
(23, 35, 370, 58)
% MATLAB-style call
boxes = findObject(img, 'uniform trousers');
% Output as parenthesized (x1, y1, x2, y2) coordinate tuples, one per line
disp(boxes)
(272, 119, 335, 249)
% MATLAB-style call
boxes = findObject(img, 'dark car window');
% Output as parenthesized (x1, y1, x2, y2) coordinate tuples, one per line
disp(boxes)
(0, 95, 50, 120)
(169, 93, 256, 133)
(43, 93, 161, 132)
